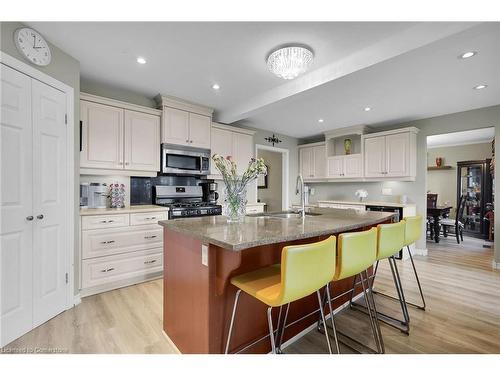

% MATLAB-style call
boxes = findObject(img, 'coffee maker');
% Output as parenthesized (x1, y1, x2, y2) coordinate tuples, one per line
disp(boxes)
(200, 181, 219, 204)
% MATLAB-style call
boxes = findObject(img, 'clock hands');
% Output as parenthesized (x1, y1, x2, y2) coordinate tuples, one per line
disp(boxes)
(32, 34, 43, 49)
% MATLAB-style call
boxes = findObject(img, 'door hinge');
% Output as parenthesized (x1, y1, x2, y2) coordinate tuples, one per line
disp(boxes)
(65, 114, 68, 125)
(65, 273, 69, 284)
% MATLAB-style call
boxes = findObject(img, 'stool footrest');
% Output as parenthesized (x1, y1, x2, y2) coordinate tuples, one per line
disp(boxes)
(350, 301, 410, 334)
(372, 290, 426, 310)
(318, 322, 379, 354)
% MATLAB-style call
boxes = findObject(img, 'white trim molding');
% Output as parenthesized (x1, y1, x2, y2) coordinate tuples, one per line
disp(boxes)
(412, 248, 428, 257)
(492, 260, 500, 270)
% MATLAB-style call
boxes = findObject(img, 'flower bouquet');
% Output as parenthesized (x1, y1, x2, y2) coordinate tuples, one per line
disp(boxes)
(212, 154, 267, 222)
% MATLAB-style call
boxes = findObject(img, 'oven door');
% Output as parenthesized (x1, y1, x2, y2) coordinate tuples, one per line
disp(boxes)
(162, 145, 210, 175)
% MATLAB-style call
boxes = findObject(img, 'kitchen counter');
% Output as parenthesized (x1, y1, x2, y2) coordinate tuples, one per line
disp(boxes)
(79, 204, 168, 216)
(316, 199, 416, 208)
(159, 208, 394, 251)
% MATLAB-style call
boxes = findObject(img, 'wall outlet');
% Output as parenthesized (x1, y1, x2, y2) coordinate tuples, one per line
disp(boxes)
(201, 244, 208, 266)
(382, 188, 393, 196)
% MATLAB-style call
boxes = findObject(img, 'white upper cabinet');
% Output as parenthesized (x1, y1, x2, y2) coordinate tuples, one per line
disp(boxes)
(327, 154, 363, 178)
(210, 123, 255, 177)
(327, 156, 344, 177)
(80, 93, 161, 175)
(363, 127, 417, 180)
(162, 107, 189, 145)
(299, 143, 326, 179)
(188, 112, 211, 149)
(80, 100, 124, 170)
(124, 110, 160, 172)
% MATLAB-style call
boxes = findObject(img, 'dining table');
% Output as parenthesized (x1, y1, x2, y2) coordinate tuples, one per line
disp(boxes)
(427, 205, 453, 243)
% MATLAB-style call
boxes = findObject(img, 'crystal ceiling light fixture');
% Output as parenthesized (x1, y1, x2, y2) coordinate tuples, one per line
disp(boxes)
(267, 44, 314, 80)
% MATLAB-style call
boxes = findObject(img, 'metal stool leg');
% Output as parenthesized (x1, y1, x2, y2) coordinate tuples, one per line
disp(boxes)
(267, 307, 277, 354)
(225, 289, 241, 354)
(360, 271, 383, 354)
(363, 270, 385, 354)
(325, 283, 340, 354)
(276, 303, 289, 354)
(407, 245, 426, 310)
(316, 290, 333, 354)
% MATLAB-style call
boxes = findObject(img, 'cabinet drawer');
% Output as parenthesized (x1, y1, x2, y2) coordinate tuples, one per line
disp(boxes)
(246, 205, 264, 214)
(82, 225, 162, 259)
(81, 214, 129, 230)
(82, 249, 163, 289)
(130, 211, 167, 226)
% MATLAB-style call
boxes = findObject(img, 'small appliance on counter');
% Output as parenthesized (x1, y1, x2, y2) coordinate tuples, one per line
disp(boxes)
(80, 182, 89, 208)
(88, 183, 108, 209)
(200, 181, 219, 204)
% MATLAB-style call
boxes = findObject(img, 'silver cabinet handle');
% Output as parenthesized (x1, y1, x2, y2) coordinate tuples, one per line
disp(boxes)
(37, 214, 44, 220)
(100, 240, 115, 244)
(100, 268, 115, 273)
(186, 139, 189, 143)
(144, 235, 157, 239)
(100, 220, 115, 223)
(190, 140, 193, 143)
(144, 217, 157, 220)
(125, 162, 129, 166)
(144, 260, 157, 265)
(26, 216, 34, 221)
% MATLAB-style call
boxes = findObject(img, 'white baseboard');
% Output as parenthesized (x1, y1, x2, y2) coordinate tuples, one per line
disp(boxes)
(492, 260, 500, 270)
(73, 294, 82, 306)
(412, 248, 428, 256)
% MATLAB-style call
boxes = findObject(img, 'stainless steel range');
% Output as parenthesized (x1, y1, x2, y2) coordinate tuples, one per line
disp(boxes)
(154, 185, 222, 219)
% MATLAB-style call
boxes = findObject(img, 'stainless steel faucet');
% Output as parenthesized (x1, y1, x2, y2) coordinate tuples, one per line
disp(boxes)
(295, 174, 305, 218)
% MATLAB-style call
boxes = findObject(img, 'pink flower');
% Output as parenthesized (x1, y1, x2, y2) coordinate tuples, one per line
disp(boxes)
(226, 155, 233, 161)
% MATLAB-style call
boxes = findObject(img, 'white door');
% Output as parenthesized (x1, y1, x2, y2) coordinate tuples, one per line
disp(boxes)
(162, 107, 189, 146)
(312, 145, 326, 178)
(188, 113, 211, 149)
(232, 132, 254, 175)
(124, 110, 160, 172)
(299, 147, 313, 178)
(364, 136, 386, 177)
(210, 127, 233, 174)
(31, 79, 68, 327)
(344, 154, 363, 178)
(327, 156, 344, 178)
(80, 100, 124, 169)
(0, 64, 34, 346)
(386, 133, 410, 177)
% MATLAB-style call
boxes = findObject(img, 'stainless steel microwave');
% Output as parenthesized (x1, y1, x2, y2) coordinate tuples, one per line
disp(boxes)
(161, 144, 211, 175)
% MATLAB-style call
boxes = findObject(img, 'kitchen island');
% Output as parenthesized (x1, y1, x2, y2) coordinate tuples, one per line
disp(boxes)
(159, 208, 395, 354)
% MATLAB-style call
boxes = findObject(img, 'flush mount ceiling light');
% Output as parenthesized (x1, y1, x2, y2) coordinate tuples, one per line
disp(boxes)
(473, 84, 488, 90)
(267, 45, 314, 80)
(364, 107, 372, 112)
(212, 83, 220, 90)
(318, 118, 324, 123)
(136, 57, 147, 64)
(459, 51, 477, 59)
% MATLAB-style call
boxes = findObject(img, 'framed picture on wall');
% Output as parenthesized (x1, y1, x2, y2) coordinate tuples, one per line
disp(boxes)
(257, 165, 268, 189)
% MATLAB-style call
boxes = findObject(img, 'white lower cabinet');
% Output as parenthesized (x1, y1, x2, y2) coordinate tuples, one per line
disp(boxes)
(80, 210, 166, 296)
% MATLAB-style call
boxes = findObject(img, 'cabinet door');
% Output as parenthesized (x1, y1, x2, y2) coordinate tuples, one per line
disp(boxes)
(299, 147, 313, 178)
(364, 136, 385, 177)
(312, 145, 326, 178)
(386, 133, 410, 177)
(232, 132, 254, 175)
(124, 110, 160, 172)
(210, 127, 233, 174)
(344, 154, 363, 178)
(188, 113, 211, 149)
(162, 107, 189, 145)
(327, 156, 344, 178)
(80, 100, 124, 169)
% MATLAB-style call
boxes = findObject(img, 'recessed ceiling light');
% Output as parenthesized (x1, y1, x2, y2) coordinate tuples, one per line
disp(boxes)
(318, 118, 324, 123)
(459, 51, 477, 59)
(364, 107, 371, 112)
(136, 57, 147, 64)
(212, 84, 220, 90)
(473, 84, 487, 90)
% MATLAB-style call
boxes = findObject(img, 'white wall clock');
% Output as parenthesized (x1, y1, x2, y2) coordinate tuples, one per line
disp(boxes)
(14, 27, 52, 66)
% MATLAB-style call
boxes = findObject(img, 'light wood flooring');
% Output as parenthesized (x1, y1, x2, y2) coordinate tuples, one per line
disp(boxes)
(4, 236, 500, 354)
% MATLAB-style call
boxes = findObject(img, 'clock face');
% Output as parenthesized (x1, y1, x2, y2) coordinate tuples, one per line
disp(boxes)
(14, 28, 52, 66)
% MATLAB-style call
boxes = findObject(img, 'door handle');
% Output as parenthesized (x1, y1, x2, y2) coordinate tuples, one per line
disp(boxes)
(26, 216, 34, 221)
(144, 235, 157, 239)
(37, 214, 44, 220)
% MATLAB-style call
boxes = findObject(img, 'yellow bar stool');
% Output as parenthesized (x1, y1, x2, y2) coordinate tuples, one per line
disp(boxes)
(320, 227, 384, 354)
(224, 236, 339, 354)
(351, 221, 410, 334)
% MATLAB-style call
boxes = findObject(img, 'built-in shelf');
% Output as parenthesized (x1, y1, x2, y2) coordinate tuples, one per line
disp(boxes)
(427, 165, 453, 171)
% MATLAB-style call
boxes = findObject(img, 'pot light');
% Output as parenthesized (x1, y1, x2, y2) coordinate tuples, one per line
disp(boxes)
(212, 83, 220, 90)
(459, 51, 477, 59)
(473, 84, 487, 90)
(136, 57, 147, 64)
(267, 45, 314, 80)
(318, 118, 324, 123)
(364, 107, 371, 112)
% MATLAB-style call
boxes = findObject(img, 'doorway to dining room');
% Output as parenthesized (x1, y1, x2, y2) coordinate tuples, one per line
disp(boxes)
(426, 127, 495, 255)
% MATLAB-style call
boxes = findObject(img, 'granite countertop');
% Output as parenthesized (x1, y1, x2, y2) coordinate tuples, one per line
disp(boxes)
(159, 208, 395, 251)
(80, 205, 168, 216)
(316, 200, 416, 208)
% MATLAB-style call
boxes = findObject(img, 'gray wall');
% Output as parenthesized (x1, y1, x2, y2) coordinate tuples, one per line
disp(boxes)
(257, 149, 283, 211)
(1, 21, 82, 294)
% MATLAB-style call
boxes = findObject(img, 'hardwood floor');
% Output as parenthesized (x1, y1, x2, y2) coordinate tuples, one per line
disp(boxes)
(4, 236, 499, 354)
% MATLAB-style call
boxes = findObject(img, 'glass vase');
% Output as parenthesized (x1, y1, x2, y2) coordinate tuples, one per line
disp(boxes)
(224, 184, 247, 223)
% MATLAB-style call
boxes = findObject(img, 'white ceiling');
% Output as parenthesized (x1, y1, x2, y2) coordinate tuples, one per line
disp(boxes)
(427, 127, 495, 148)
(27, 21, 500, 138)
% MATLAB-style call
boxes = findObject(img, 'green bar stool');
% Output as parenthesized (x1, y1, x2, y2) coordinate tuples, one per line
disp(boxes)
(224, 236, 339, 354)
(351, 220, 411, 334)
(320, 227, 384, 354)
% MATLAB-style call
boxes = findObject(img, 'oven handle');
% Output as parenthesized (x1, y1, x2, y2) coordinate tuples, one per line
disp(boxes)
(200, 156, 203, 173)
